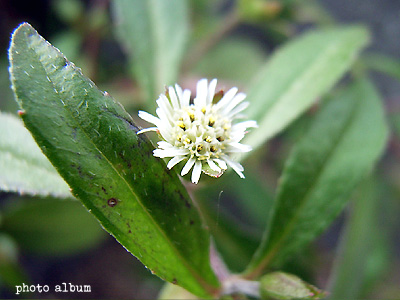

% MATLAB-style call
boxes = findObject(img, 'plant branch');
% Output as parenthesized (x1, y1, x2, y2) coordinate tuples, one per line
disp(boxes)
(182, 9, 241, 73)
(222, 276, 260, 298)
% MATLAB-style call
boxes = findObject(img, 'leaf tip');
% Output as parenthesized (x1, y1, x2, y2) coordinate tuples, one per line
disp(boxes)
(10, 22, 35, 45)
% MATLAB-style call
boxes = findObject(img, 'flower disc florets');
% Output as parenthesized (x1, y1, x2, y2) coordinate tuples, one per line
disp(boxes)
(138, 78, 257, 184)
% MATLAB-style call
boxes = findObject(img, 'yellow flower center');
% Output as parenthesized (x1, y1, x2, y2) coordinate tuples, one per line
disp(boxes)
(171, 106, 231, 160)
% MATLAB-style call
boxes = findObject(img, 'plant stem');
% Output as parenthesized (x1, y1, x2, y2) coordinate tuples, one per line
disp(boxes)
(210, 241, 231, 282)
(222, 276, 260, 298)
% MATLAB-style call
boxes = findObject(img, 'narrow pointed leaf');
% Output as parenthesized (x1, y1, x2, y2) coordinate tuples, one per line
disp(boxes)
(0, 112, 71, 198)
(245, 78, 388, 278)
(363, 53, 400, 82)
(328, 180, 381, 299)
(9, 23, 219, 297)
(242, 26, 369, 154)
(112, 0, 189, 104)
(260, 271, 327, 300)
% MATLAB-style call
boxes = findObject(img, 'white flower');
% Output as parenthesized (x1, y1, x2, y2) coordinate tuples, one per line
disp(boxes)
(137, 78, 257, 184)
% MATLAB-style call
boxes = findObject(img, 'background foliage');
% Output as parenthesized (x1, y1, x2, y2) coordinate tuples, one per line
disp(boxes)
(0, 0, 400, 299)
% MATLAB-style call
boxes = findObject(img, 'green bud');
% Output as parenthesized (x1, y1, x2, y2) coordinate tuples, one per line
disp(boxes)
(158, 283, 200, 300)
(0, 234, 19, 263)
(238, 0, 283, 22)
(212, 90, 225, 104)
(259, 271, 327, 300)
(52, 0, 84, 24)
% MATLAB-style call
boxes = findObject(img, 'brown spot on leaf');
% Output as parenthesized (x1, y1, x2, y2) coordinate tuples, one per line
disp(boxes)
(185, 199, 191, 209)
(176, 189, 191, 209)
(107, 198, 118, 207)
(118, 151, 132, 168)
(172, 278, 178, 285)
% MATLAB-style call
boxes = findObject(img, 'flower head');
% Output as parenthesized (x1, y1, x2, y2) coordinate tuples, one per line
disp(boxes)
(138, 78, 257, 184)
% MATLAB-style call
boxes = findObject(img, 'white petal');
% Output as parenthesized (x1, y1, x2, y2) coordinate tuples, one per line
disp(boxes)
(207, 159, 221, 172)
(226, 143, 252, 153)
(223, 92, 246, 114)
(159, 94, 173, 111)
(191, 161, 202, 184)
(137, 127, 158, 134)
(156, 112, 173, 139)
(154, 148, 189, 158)
(223, 156, 245, 178)
(155, 107, 172, 128)
(155, 109, 172, 141)
(175, 84, 183, 102)
(167, 156, 186, 169)
(138, 111, 161, 126)
(214, 159, 227, 170)
(157, 141, 175, 149)
(156, 97, 173, 120)
(207, 79, 218, 104)
(172, 83, 191, 107)
(181, 157, 196, 176)
(215, 87, 238, 110)
(227, 101, 249, 118)
(169, 86, 179, 109)
(182, 89, 191, 107)
(158, 128, 172, 143)
(232, 120, 258, 131)
(194, 78, 208, 108)
(231, 133, 246, 144)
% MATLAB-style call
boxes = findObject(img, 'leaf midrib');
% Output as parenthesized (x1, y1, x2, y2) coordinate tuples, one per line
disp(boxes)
(18, 27, 214, 294)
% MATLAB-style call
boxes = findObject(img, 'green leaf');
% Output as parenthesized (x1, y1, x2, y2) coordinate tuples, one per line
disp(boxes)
(198, 198, 260, 272)
(0, 234, 30, 291)
(2, 198, 106, 256)
(220, 172, 274, 228)
(244, 78, 388, 278)
(242, 26, 370, 154)
(194, 37, 267, 84)
(0, 112, 71, 198)
(363, 53, 400, 82)
(195, 171, 273, 272)
(391, 113, 400, 139)
(259, 271, 326, 300)
(158, 283, 200, 300)
(328, 179, 390, 299)
(9, 23, 219, 297)
(0, 59, 19, 112)
(112, 0, 189, 105)
(327, 180, 377, 299)
(52, 0, 84, 24)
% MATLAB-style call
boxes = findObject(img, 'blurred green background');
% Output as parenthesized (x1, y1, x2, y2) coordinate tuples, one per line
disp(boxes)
(1, 0, 400, 299)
